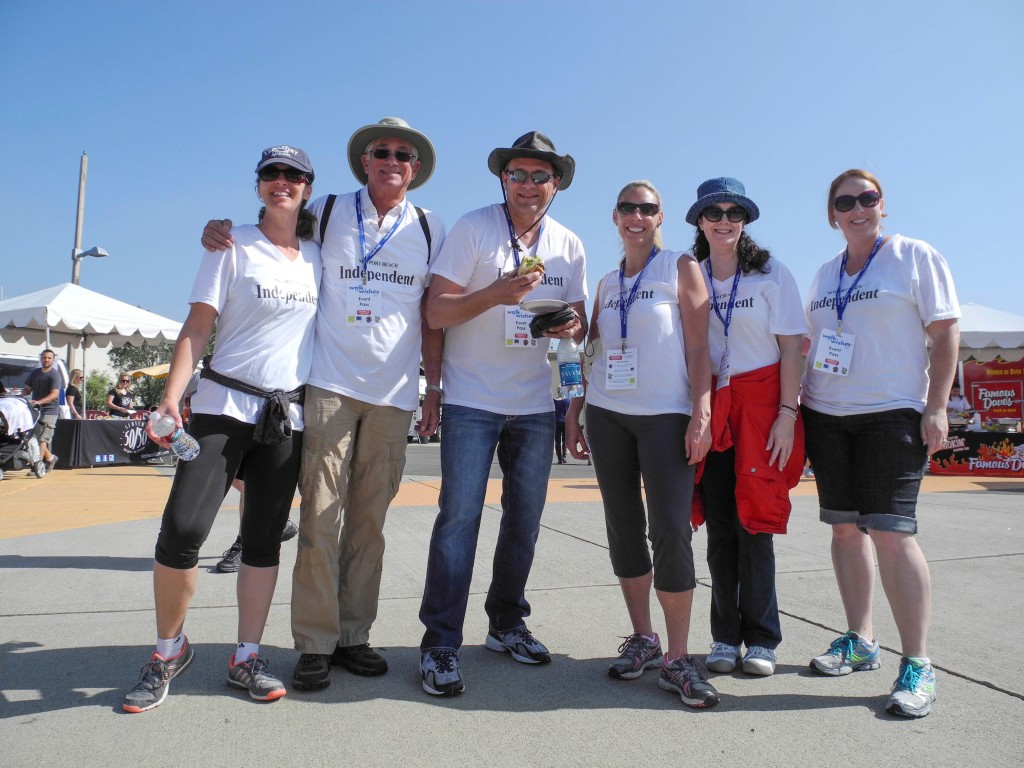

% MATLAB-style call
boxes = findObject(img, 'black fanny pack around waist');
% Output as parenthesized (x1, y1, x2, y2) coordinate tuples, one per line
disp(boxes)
(200, 366, 304, 445)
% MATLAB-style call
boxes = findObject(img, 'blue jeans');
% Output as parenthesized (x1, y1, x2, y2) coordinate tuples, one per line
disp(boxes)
(419, 404, 554, 651)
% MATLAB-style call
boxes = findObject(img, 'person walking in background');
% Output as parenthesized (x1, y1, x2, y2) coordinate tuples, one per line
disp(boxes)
(685, 178, 806, 679)
(122, 145, 320, 712)
(802, 169, 960, 719)
(23, 349, 61, 469)
(565, 180, 717, 708)
(553, 396, 568, 463)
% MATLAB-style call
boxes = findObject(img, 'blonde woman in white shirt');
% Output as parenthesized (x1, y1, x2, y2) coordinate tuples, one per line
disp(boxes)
(566, 180, 716, 708)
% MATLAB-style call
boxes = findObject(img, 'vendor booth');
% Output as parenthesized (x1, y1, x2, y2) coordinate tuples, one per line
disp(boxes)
(50, 415, 172, 468)
(930, 304, 1024, 477)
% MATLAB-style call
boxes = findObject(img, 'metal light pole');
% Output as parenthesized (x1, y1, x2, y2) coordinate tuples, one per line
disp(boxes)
(67, 151, 109, 373)
(72, 151, 87, 274)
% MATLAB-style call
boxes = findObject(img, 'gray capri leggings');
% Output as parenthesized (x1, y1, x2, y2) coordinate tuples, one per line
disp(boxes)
(585, 403, 696, 592)
(154, 413, 302, 569)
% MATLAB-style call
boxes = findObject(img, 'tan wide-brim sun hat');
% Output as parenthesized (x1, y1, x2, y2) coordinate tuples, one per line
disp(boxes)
(347, 117, 436, 190)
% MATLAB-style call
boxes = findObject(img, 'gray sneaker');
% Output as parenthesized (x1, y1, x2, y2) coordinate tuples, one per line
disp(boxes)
(421, 648, 464, 696)
(122, 636, 195, 713)
(742, 645, 777, 676)
(608, 633, 663, 680)
(810, 631, 880, 676)
(484, 625, 551, 664)
(886, 657, 936, 718)
(706, 641, 742, 673)
(228, 654, 287, 701)
(658, 655, 720, 709)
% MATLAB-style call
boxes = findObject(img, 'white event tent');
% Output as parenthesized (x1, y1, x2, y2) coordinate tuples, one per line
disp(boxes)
(957, 303, 1024, 362)
(0, 283, 183, 404)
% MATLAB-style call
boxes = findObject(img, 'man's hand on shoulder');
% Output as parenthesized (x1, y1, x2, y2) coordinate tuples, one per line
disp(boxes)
(201, 219, 234, 252)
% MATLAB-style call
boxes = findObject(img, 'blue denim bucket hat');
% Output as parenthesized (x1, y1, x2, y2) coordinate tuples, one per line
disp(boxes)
(685, 177, 759, 225)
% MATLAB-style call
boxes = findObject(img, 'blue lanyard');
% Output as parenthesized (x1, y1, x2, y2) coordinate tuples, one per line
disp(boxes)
(617, 246, 659, 350)
(501, 204, 545, 270)
(835, 236, 884, 332)
(705, 258, 742, 341)
(355, 189, 407, 283)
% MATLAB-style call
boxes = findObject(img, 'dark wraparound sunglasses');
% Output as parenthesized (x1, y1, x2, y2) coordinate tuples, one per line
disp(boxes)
(258, 166, 309, 183)
(369, 148, 417, 163)
(506, 168, 556, 184)
(833, 191, 882, 212)
(702, 206, 747, 223)
(616, 202, 660, 216)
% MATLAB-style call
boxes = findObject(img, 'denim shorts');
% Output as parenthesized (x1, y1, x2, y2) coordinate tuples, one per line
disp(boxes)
(801, 406, 927, 534)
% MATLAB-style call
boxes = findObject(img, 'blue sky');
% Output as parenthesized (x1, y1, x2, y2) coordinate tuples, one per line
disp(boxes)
(2, 1, 1020, 326)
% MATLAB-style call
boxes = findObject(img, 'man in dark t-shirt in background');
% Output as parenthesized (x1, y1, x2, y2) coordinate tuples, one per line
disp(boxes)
(23, 349, 61, 470)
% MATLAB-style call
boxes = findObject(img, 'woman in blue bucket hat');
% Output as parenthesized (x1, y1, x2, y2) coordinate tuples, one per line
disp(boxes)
(686, 177, 807, 679)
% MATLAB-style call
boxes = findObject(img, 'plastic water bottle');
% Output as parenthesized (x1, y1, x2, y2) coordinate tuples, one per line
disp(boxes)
(557, 339, 584, 399)
(148, 412, 201, 461)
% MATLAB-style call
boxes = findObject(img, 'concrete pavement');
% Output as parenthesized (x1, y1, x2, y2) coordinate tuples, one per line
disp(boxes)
(1, 448, 1022, 767)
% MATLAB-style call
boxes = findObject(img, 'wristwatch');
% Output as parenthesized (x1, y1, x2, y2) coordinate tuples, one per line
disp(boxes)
(425, 383, 443, 400)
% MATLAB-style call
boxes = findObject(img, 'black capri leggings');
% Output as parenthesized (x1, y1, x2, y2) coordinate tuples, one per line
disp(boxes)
(585, 403, 696, 592)
(154, 413, 302, 569)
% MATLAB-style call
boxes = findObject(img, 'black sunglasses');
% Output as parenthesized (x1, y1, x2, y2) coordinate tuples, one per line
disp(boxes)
(833, 190, 882, 213)
(506, 168, 556, 184)
(616, 202, 660, 216)
(369, 148, 417, 163)
(702, 206, 747, 223)
(258, 166, 309, 183)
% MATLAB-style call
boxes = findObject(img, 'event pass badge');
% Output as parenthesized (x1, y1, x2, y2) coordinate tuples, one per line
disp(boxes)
(812, 328, 855, 376)
(347, 284, 382, 325)
(605, 346, 638, 390)
(505, 307, 537, 347)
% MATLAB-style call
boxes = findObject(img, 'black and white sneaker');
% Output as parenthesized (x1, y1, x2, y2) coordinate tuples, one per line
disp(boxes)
(216, 539, 243, 573)
(420, 648, 464, 696)
(485, 625, 551, 664)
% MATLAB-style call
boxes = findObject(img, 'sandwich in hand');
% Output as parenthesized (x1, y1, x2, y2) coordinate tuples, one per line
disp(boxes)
(517, 255, 545, 276)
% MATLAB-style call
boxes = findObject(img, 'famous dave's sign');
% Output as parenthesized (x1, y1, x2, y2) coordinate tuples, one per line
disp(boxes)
(930, 356, 1024, 477)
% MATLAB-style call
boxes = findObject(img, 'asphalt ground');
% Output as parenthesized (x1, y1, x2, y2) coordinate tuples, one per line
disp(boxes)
(1, 444, 1022, 767)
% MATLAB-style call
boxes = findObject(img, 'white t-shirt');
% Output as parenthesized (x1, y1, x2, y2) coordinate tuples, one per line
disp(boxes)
(802, 234, 960, 415)
(189, 225, 320, 430)
(305, 188, 445, 411)
(699, 255, 807, 377)
(946, 394, 970, 414)
(585, 250, 694, 417)
(432, 204, 588, 415)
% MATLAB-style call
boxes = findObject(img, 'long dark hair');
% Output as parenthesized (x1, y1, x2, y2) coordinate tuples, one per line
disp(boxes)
(691, 229, 771, 275)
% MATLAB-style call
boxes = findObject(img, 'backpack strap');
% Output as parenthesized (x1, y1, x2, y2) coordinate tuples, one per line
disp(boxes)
(414, 206, 432, 261)
(318, 194, 337, 244)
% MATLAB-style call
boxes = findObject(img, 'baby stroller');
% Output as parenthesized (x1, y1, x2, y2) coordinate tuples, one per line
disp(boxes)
(0, 396, 46, 481)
